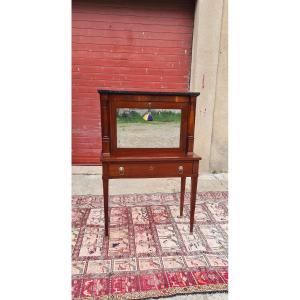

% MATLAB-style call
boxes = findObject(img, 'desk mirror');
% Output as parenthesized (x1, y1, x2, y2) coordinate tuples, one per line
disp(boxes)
(116, 108, 181, 148)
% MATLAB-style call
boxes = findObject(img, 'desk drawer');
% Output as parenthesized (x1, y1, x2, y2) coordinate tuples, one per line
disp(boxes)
(108, 162, 193, 178)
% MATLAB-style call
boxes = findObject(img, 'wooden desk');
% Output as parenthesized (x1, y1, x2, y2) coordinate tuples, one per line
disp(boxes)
(98, 90, 201, 237)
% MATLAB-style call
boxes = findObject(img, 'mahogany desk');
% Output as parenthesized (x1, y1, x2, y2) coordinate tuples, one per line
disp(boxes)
(98, 90, 201, 237)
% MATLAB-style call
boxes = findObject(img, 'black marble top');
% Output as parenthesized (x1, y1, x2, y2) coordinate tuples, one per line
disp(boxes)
(97, 89, 200, 97)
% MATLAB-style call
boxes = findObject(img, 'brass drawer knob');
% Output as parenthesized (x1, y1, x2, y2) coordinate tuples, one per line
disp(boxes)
(119, 166, 125, 175)
(178, 166, 184, 175)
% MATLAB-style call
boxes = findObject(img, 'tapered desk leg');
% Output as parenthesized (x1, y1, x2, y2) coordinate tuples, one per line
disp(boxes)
(190, 175, 198, 233)
(180, 177, 186, 217)
(103, 178, 109, 237)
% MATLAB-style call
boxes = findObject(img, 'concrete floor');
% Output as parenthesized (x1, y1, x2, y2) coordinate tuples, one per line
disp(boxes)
(72, 166, 228, 300)
(72, 166, 228, 196)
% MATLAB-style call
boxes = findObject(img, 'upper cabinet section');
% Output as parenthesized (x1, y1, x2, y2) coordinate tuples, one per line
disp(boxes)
(98, 90, 200, 157)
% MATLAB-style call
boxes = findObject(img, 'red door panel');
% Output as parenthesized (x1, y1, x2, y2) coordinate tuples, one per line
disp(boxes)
(72, 0, 195, 164)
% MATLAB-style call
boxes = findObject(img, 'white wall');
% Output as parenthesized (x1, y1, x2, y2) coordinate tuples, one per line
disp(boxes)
(190, 0, 228, 172)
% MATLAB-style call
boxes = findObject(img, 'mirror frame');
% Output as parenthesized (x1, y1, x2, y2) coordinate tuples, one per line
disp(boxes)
(110, 97, 189, 156)
(99, 90, 200, 158)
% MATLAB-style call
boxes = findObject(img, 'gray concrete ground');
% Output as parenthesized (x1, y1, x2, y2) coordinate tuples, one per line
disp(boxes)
(72, 166, 228, 196)
(72, 166, 228, 300)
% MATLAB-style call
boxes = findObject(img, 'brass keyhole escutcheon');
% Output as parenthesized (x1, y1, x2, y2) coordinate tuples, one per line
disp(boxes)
(148, 102, 151, 109)
(149, 165, 154, 171)
(178, 166, 184, 175)
(119, 166, 125, 175)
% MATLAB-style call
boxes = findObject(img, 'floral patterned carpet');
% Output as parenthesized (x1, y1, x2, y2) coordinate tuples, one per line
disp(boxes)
(72, 192, 228, 299)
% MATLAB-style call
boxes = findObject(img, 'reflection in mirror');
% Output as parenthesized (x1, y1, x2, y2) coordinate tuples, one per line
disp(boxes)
(116, 108, 181, 148)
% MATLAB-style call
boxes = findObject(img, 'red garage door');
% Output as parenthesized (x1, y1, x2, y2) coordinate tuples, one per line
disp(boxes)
(72, 0, 196, 165)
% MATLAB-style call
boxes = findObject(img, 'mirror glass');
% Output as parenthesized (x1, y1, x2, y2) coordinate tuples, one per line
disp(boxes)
(116, 108, 181, 148)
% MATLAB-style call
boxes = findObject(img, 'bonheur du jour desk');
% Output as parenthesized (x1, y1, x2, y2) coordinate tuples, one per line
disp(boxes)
(98, 90, 201, 237)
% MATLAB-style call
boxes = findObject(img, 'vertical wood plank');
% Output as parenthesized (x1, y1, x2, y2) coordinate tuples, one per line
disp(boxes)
(180, 176, 186, 216)
(103, 176, 109, 236)
(190, 175, 198, 233)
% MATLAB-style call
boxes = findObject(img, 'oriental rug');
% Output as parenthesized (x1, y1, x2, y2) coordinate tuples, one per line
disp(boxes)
(72, 192, 228, 299)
